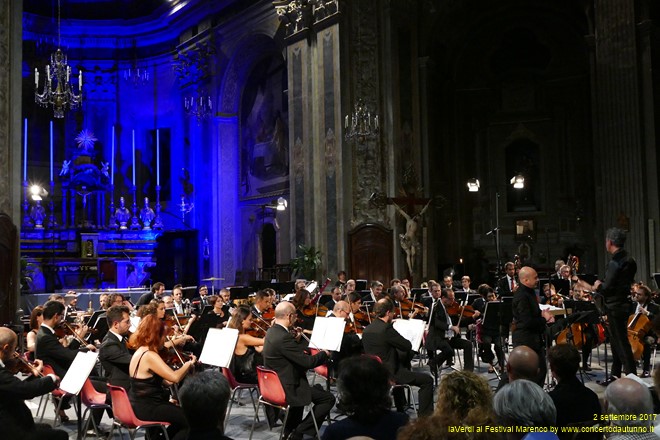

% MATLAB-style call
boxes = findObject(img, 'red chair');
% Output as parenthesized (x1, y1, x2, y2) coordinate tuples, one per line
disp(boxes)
(248, 366, 321, 440)
(37, 364, 72, 427)
(107, 384, 170, 440)
(308, 349, 331, 390)
(80, 379, 112, 439)
(221, 367, 259, 429)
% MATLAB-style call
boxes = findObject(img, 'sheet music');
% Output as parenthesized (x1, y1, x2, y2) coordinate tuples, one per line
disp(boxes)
(309, 317, 345, 351)
(129, 315, 141, 333)
(60, 351, 99, 395)
(393, 318, 426, 352)
(199, 328, 239, 368)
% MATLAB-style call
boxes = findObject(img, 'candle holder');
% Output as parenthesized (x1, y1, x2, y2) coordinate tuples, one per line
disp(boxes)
(22, 181, 34, 229)
(153, 185, 164, 230)
(47, 181, 57, 228)
(108, 185, 118, 229)
(130, 187, 141, 230)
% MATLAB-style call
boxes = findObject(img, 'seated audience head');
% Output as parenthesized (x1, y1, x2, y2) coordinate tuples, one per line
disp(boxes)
(436, 370, 493, 419)
(547, 343, 580, 382)
(506, 345, 540, 382)
(179, 369, 231, 433)
(128, 314, 166, 351)
(494, 379, 556, 433)
(337, 356, 392, 424)
(604, 378, 653, 428)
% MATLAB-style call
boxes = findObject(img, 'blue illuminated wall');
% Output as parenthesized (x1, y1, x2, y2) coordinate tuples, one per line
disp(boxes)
(21, 1, 292, 286)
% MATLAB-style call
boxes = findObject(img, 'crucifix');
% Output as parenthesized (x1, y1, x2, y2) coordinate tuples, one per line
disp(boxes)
(373, 191, 432, 278)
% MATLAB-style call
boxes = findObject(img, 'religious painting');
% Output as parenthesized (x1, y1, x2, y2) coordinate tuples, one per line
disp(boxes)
(239, 56, 289, 201)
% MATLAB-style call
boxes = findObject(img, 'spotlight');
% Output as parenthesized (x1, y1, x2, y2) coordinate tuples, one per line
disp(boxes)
(29, 184, 48, 201)
(510, 174, 525, 189)
(466, 178, 480, 192)
(276, 197, 288, 211)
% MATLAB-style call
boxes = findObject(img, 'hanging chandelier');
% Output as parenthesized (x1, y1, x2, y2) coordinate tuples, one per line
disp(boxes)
(124, 40, 150, 87)
(184, 93, 213, 124)
(344, 98, 378, 141)
(34, 0, 83, 118)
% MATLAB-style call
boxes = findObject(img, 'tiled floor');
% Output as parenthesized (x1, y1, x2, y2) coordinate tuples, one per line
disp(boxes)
(27, 343, 655, 439)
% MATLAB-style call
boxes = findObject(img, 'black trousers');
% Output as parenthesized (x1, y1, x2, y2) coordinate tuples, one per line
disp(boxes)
(608, 311, 637, 376)
(427, 335, 474, 372)
(285, 384, 335, 437)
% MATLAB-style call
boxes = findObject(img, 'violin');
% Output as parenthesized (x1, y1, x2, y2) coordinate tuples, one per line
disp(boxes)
(246, 318, 268, 338)
(6, 352, 44, 377)
(161, 337, 195, 369)
(399, 298, 428, 319)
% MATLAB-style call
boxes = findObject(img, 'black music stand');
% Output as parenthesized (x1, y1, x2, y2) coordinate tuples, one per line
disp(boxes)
(187, 305, 214, 343)
(563, 301, 601, 382)
(87, 311, 109, 344)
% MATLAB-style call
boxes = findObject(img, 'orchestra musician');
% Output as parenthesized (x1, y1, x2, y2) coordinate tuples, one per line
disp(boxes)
(35, 300, 106, 426)
(344, 279, 357, 297)
(226, 305, 264, 384)
(362, 298, 434, 415)
(585, 227, 637, 381)
(135, 281, 165, 309)
(324, 286, 343, 311)
(368, 281, 385, 302)
(457, 276, 476, 295)
(250, 289, 273, 322)
(193, 284, 209, 309)
(426, 287, 475, 376)
(328, 300, 363, 376)
(99, 305, 133, 391)
(262, 302, 334, 440)
(292, 288, 316, 334)
(566, 284, 597, 372)
(26, 305, 44, 357)
(0, 327, 67, 440)
(512, 266, 554, 386)
(172, 285, 186, 315)
(473, 284, 505, 372)
(632, 283, 658, 377)
(128, 314, 197, 439)
(496, 262, 518, 296)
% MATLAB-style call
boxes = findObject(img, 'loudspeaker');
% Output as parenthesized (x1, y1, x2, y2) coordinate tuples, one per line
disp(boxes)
(152, 231, 199, 288)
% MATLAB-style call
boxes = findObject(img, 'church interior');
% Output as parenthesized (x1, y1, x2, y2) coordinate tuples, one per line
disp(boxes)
(0, 0, 659, 317)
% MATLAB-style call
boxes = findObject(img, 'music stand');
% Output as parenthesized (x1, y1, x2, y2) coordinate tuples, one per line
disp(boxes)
(187, 305, 214, 343)
(551, 279, 571, 296)
(499, 296, 513, 353)
(561, 301, 600, 381)
(87, 311, 109, 344)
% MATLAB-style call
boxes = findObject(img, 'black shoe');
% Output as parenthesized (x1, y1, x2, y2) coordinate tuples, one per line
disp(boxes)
(582, 365, 592, 372)
(600, 376, 619, 386)
(642, 371, 651, 378)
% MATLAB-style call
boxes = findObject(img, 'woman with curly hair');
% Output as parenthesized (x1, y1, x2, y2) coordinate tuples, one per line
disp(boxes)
(397, 371, 496, 440)
(321, 355, 409, 440)
(127, 314, 196, 438)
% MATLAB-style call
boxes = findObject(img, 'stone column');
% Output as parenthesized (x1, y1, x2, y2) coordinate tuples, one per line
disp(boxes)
(592, 0, 648, 279)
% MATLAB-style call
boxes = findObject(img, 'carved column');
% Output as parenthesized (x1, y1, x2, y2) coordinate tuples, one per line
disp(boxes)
(0, 0, 22, 323)
(592, 0, 648, 279)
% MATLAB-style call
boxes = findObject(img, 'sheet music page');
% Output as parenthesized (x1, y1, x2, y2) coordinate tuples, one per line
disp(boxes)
(309, 317, 345, 351)
(129, 316, 141, 333)
(199, 327, 239, 368)
(392, 319, 426, 351)
(60, 351, 99, 395)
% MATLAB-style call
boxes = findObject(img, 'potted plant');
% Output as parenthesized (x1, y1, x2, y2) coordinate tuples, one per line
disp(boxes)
(290, 244, 322, 280)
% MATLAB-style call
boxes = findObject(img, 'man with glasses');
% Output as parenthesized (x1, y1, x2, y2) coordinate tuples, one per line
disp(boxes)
(263, 301, 334, 440)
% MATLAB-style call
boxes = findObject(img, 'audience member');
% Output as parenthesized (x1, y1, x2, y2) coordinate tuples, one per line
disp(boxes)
(604, 378, 656, 439)
(493, 379, 557, 439)
(321, 356, 408, 440)
(497, 345, 540, 390)
(173, 369, 233, 440)
(547, 344, 601, 438)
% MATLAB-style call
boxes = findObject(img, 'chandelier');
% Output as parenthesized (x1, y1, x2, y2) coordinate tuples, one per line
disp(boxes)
(344, 98, 379, 141)
(124, 66, 150, 87)
(34, 0, 83, 118)
(184, 93, 213, 124)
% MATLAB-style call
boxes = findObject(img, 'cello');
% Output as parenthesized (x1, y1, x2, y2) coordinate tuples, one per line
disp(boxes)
(627, 312, 652, 361)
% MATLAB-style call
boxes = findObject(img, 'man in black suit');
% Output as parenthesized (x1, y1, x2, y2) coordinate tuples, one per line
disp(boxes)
(632, 283, 658, 377)
(36, 300, 107, 428)
(425, 287, 476, 377)
(324, 286, 342, 312)
(512, 266, 554, 385)
(135, 281, 165, 308)
(99, 305, 132, 391)
(496, 262, 518, 296)
(0, 327, 67, 440)
(262, 301, 334, 440)
(362, 298, 434, 416)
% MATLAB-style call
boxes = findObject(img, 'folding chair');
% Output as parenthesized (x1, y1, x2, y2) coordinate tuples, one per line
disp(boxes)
(249, 366, 320, 440)
(221, 367, 259, 429)
(80, 378, 112, 439)
(37, 364, 73, 427)
(107, 384, 170, 440)
(364, 354, 417, 416)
